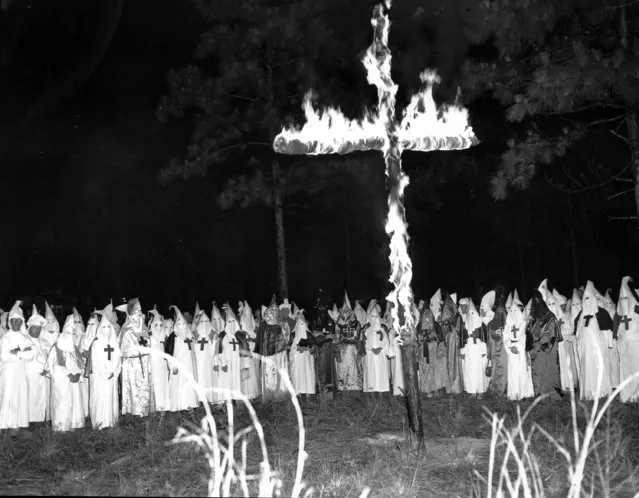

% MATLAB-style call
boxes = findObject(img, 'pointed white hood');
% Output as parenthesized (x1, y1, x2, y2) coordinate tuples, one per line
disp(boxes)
(430, 289, 442, 322)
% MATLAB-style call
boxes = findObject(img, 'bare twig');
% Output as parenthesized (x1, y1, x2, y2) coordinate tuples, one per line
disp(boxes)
(607, 189, 634, 200)
(610, 129, 631, 145)
(608, 215, 638, 220)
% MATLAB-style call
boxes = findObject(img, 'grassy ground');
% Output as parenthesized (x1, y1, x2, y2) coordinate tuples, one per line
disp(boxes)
(1, 391, 638, 497)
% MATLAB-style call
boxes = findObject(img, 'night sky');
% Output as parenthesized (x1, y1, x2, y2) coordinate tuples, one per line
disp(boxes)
(1, 0, 637, 315)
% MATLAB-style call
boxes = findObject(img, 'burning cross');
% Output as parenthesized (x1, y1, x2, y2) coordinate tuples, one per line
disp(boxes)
(273, 1, 478, 344)
(104, 344, 114, 361)
(620, 315, 632, 331)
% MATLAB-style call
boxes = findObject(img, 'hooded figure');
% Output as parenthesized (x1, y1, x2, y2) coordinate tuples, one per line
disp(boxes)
(361, 301, 391, 393)
(384, 300, 404, 396)
(440, 292, 464, 394)
(615, 276, 639, 402)
(504, 294, 534, 400)
(86, 314, 121, 429)
(46, 314, 86, 431)
(353, 301, 368, 328)
(255, 300, 289, 403)
(148, 308, 170, 412)
(167, 306, 198, 411)
(25, 305, 51, 423)
(119, 304, 153, 418)
(334, 292, 363, 392)
(417, 294, 447, 396)
(289, 311, 317, 396)
(238, 301, 260, 400)
(526, 290, 561, 396)
(310, 299, 338, 394)
(278, 297, 296, 339)
(460, 299, 488, 395)
(575, 281, 612, 400)
(191, 309, 216, 403)
(485, 290, 509, 396)
(71, 308, 85, 348)
(557, 290, 578, 391)
(210, 305, 244, 403)
(41, 301, 61, 352)
(0, 301, 35, 430)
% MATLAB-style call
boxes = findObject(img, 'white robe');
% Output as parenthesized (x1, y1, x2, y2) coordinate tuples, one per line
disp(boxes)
(191, 334, 215, 403)
(0, 331, 35, 429)
(149, 330, 170, 411)
(88, 336, 121, 429)
(558, 313, 578, 390)
(212, 331, 243, 402)
(168, 335, 199, 411)
(575, 314, 611, 400)
(504, 312, 534, 400)
(46, 343, 86, 431)
(362, 325, 391, 393)
(25, 334, 50, 423)
(239, 334, 260, 401)
(289, 326, 316, 395)
(617, 311, 639, 403)
(120, 326, 152, 417)
(460, 337, 488, 394)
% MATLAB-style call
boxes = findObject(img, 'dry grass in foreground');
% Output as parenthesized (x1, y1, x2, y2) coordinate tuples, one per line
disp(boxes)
(1, 390, 638, 497)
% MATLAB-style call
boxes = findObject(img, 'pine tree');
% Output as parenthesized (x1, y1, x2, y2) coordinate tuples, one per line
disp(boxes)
(156, 0, 342, 299)
(463, 0, 639, 226)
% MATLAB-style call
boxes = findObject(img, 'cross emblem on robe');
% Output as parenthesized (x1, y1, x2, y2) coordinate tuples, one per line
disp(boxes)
(511, 325, 519, 338)
(273, 1, 478, 344)
(104, 344, 114, 361)
(184, 338, 193, 351)
(197, 337, 208, 351)
(229, 338, 240, 351)
(620, 315, 632, 331)
(557, 318, 564, 329)
(584, 315, 593, 327)
(138, 336, 148, 347)
(377, 329, 385, 341)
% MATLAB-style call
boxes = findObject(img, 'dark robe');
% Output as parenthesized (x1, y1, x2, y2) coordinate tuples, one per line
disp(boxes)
(440, 296, 465, 394)
(254, 322, 287, 357)
(310, 309, 338, 392)
(526, 293, 561, 395)
(487, 305, 508, 396)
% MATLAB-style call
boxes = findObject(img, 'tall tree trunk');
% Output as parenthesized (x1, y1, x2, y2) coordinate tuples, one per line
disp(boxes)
(567, 193, 579, 286)
(341, 173, 352, 290)
(272, 159, 289, 300)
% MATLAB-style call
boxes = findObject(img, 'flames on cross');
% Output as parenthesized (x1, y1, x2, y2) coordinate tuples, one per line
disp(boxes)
(273, 0, 478, 342)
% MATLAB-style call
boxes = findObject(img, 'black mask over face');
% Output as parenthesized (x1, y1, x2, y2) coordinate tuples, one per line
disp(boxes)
(530, 290, 550, 320)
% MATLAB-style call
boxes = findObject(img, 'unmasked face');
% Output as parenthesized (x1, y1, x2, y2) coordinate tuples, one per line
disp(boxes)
(460, 304, 468, 315)
(10, 318, 23, 331)
(29, 325, 42, 338)
(281, 309, 290, 320)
